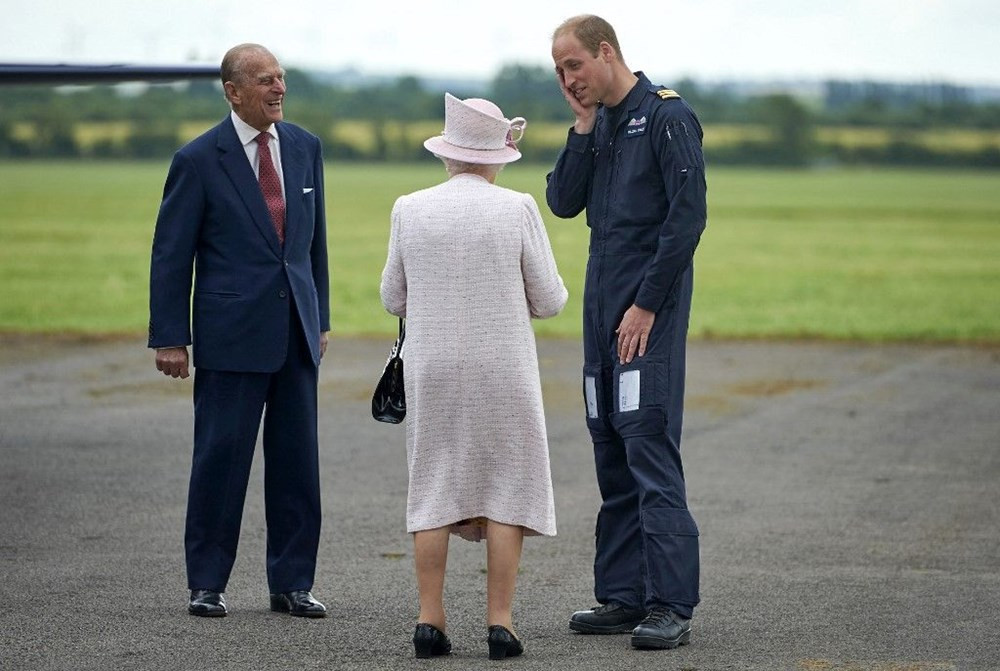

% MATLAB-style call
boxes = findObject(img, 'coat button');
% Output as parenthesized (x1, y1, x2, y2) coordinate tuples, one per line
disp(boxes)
(279, 290, 287, 298)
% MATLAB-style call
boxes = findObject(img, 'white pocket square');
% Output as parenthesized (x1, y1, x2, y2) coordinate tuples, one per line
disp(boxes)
(303, 187, 314, 194)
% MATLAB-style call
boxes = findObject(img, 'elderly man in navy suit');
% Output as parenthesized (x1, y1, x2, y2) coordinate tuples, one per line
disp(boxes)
(149, 43, 330, 618)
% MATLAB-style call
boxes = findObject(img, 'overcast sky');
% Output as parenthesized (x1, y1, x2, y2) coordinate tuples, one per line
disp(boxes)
(3, 0, 998, 86)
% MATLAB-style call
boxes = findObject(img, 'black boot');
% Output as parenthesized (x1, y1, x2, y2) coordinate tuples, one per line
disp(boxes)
(569, 603, 645, 634)
(630, 607, 691, 649)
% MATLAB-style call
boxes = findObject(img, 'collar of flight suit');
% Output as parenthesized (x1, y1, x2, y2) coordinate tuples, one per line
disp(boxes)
(623, 71, 654, 114)
(602, 71, 654, 134)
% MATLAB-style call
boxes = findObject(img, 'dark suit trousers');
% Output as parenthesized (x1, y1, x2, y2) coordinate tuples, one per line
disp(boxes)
(185, 307, 320, 593)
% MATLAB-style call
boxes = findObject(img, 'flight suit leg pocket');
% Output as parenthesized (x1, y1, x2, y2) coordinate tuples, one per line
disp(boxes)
(641, 506, 699, 536)
(612, 359, 666, 412)
(583, 364, 616, 441)
(640, 507, 700, 607)
(609, 360, 668, 436)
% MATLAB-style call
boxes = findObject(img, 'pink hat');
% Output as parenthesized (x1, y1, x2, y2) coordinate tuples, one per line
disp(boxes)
(423, 93, 526, 164)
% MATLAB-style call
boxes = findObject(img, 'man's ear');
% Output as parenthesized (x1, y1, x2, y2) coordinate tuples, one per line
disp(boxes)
(224, 81, 239, 105)
(599, 41, 616, 63)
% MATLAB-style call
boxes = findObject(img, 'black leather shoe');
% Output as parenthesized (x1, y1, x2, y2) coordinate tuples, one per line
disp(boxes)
(487, 625, 523, 660)
(188, 589, 227, 617)
(569, 603, 645, 634)
(269, 590, 327, 618)
(630, 607, 691, 649)
(413, 623, 452, 658)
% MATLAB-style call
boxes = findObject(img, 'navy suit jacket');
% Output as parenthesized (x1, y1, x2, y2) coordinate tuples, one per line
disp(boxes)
(148, 116, 330, 372)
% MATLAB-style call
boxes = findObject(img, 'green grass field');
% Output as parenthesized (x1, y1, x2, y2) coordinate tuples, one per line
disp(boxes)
(22, 120, 1000, 156)
(1, 161, 998, 343)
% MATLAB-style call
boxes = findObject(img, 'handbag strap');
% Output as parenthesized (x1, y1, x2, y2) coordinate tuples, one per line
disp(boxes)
(390, 317, 405, 358)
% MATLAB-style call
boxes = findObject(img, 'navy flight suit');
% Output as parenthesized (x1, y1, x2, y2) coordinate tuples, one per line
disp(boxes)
(546, 72, 706, 618)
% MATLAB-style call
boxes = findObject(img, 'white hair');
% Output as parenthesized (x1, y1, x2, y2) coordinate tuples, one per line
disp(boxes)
(438, 156, 504, 179)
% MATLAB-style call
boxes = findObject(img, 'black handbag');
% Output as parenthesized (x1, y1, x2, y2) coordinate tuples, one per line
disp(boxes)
(372, 318, 406, 423)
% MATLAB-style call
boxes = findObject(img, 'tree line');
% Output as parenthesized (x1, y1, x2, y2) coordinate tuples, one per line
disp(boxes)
(2, 64, 998, 167)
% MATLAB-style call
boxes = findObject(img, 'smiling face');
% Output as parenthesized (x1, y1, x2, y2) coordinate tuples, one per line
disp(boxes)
(552, 32, 613, 108)
(225, 48, 286, 132)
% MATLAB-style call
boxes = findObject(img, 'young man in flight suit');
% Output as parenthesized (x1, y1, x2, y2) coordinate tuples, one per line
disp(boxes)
(546, 14, 707, 650)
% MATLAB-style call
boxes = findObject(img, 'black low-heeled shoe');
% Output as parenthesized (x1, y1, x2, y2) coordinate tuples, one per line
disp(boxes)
(487, 625, 524, 660)
(413, 623, 452, 658)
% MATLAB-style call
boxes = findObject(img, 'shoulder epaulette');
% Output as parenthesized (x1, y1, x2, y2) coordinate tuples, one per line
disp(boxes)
(656, 89, 680, 100)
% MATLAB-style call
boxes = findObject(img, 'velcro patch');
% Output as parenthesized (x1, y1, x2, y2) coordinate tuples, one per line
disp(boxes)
(626, 115, 647, 137)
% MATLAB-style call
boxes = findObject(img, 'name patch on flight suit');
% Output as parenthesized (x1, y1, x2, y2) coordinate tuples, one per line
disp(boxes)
(619, 370, 640, 412)
(585, 376, 599, 418)
(626, 115, 647, 137)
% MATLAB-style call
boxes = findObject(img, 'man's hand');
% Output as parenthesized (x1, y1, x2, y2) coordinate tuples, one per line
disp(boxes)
(155, 346, 190, 379)
(557, 72, 597, 135)
(319, 331, 329, 359)
(615, 305, 655, 364)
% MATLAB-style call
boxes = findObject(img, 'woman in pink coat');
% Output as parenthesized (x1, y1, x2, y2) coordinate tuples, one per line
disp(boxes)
(380, 93, 568, 660)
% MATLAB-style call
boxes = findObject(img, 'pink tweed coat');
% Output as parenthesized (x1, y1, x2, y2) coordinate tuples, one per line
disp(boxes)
(380, 173, 568, 540)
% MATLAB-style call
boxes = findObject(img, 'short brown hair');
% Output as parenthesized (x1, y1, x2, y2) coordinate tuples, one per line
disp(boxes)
(553, 14, 624, 61)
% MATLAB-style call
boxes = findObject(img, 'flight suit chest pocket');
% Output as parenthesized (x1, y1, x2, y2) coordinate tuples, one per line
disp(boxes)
(612, 127, 660, 218)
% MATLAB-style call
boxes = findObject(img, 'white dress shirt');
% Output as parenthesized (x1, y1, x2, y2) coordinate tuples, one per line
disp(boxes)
(230, 110, 286, 199)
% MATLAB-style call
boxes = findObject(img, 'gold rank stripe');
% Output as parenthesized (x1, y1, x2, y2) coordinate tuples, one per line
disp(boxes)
(657, 89, 680, 99)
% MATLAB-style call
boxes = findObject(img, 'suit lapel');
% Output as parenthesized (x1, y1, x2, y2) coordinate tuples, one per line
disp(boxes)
(277, 124, 305, 247)
(216, 117, 283, 257)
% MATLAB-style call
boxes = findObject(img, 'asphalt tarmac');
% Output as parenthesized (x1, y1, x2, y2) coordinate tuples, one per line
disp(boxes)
(1, 335, 998, 671)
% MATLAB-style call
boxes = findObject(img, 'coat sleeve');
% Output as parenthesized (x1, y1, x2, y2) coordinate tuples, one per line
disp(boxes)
(545, 127, 594, 219)
(309, 138, 331, 332)
(520, 195, 569, 319)
(148, 150, 203, 348)
(379, 197, 407, 317)
(633, 102, 708, 314)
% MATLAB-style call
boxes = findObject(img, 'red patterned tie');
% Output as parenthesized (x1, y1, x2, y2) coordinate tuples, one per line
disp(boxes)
(256, 132, 285, 244)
